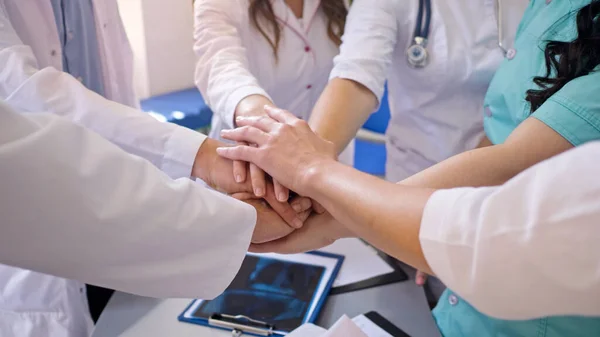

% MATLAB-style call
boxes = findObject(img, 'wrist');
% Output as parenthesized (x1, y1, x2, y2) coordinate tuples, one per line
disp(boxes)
(192, 138, 218, 182)
(233, 95, 273, 125)
(299, 158, 341, 200)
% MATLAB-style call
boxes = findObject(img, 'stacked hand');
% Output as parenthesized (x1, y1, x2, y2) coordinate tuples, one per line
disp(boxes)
(212, 106, 351, 252)
(192, 135, 324, 244)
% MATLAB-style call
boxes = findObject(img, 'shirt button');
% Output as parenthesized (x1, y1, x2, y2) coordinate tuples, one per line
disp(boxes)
(448, 294, 459, 306)
(50, 49, 57, 57)
(506, 48, 517, 60)
(304, 46, 311, 52)
(484, 106, 493, 117)
(67, 32, 74, 41)
(306, 84, 312, 89)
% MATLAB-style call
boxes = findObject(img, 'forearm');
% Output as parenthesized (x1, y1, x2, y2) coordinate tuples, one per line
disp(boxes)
(303, 160, 435, 273)
(0, 109, 256, 299)
(401, 120, 574, 190)
(309, 78, 378, 154)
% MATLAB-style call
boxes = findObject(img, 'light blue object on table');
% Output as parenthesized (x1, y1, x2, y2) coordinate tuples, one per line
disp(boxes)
(434, 0, 600, 336)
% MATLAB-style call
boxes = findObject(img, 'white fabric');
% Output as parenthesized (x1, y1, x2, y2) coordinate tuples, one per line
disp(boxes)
(0, 2, 208, 336)
(193, 0, 354, 165)
(420, 142, 600, 320)
(330, 0, 529, 181)
(0, 103, 256, 336)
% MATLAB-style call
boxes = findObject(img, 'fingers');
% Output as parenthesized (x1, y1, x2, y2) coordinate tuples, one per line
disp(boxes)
(249, 163, 266, 197)
(235, 114, 278, 132)
(273, 179, 289, 203)
(290, 196, 312, 213)
(298, 209, 311, 223)
(264, 105, 298, 125)
(416, 271, 428, 286)
(263, 184, 303, 229)
(221, 126, 269, 145)
(216, 145, 259, 162)
(232, 141, 249, 183)
(249, 217, 335, 254)
(312, 200, 326, 214)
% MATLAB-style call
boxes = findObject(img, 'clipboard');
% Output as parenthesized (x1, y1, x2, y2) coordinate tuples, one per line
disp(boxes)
(178, 251, 344, 336)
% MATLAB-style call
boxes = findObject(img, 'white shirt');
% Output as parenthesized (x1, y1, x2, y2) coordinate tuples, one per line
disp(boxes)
(193, 0, 354, 164)
(0, 0, 205, 180)
(330, 0, 529, 181)
(420, 142, 600, 320)
(0, 100, 256, 311)
(0, 2, 217, 336)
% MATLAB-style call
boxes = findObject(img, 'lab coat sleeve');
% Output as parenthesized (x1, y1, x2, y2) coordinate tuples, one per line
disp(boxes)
(0, 6, 205, 180)
(193, 0, 272, 129)
(419, 142, 600, 319)
(329, 0, 398, 105)
(0, 102, 256, 299)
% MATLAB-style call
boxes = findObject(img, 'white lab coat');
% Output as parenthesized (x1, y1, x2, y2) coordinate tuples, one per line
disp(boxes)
(0, 102, 256, 335)
(0, 1, 208, 336)
(194, 0, 354, 165)
(330, 0, 529, 181)
(420, 142, 600, 320)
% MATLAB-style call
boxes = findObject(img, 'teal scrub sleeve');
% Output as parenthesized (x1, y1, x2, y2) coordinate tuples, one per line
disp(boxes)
(531, 71, 600, 146)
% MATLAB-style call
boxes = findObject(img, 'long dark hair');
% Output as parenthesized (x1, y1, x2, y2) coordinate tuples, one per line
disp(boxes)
(249, 0, 348, 60)
(526, 1, 600, 112)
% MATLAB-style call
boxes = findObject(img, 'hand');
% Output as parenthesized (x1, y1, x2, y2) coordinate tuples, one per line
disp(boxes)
(290, 195, 326, 214)
(217, 106, 337, 195)
(249, 212, 353, 254)
(232, 96, 289, 202)
(192, 138, 303, 228)
(192, 138, 253, 194)
(245, 198, 297, 244)
(415, 270, 428, 286)
(232, 182, 310, 229)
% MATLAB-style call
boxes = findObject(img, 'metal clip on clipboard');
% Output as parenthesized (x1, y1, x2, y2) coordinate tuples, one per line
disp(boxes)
(208, 313, 275, 336)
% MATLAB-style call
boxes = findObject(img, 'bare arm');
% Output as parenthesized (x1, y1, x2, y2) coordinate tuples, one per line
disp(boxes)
(309, 78, 378, 153)
(400, 118, 573, 189)
(309, 0, 398, 153)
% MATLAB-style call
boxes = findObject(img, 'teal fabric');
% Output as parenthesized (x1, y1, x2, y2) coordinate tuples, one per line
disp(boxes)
(435, 0, 600, 336)
(483, 0, 600, 145)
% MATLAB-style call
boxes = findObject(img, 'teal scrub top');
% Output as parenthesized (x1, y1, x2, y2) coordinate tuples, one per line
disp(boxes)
(433, 0, 600, 336)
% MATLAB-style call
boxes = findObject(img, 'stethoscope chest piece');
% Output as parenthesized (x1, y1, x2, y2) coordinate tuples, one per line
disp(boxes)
(407, 0, 432, 69)
(406, 36, 429, 68)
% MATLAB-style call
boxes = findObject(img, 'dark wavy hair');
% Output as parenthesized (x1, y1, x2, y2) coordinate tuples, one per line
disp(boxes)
(526, 0, 600, 112)
(249, 0, 347, 61)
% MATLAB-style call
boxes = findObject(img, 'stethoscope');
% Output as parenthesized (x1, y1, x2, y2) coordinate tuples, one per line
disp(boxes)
(406, 0, 508, 68)
(406, 0, 432, 68)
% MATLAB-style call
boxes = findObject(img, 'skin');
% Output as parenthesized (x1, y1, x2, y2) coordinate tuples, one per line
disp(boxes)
(309, 78, 378, 154)
(192, 137, 305, 229)
(217, 106, 575, 275)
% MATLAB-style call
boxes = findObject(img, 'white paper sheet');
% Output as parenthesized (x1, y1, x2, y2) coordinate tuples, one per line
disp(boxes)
(318, 238, 394, 287)
(352, 315, 394, 337)
(287, 316, 368, 337)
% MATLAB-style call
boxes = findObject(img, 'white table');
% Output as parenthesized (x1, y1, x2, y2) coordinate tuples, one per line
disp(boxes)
(92, 281, 441, 337)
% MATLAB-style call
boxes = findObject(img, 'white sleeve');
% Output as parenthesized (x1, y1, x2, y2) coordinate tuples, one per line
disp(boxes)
(0, 6, 205, 179)
(329, 0, 398, 105)
(0, 101, 256, 300)
(420, 142, 600, 319)
(193, 0, 271, 129)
